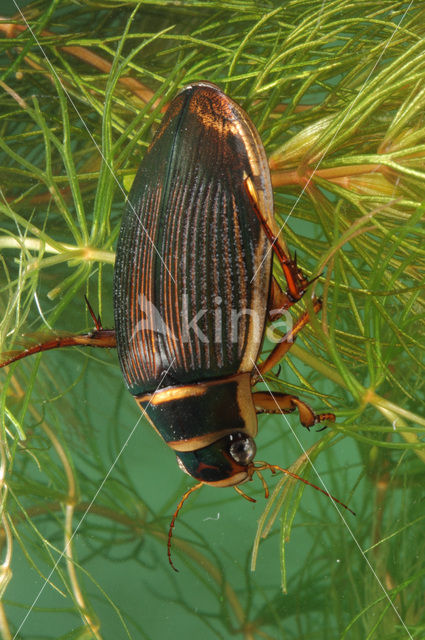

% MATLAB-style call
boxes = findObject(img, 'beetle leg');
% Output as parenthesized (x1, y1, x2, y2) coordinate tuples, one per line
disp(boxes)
(253, 462, 355, 515)
(253, 390, 334, 429)
(0, 329, 117, 368)
(1, 296, 116, 368)
(245, 176, 317, 308)
(267, 277, 289, 321)
(258, 298, 322, 377)
(84, 295, 103, 330)
(255, 278, 333, 429)
(234, 485, 257, 502)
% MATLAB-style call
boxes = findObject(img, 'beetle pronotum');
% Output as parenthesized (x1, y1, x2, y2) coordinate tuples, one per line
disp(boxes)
(1, 82, 353, 570)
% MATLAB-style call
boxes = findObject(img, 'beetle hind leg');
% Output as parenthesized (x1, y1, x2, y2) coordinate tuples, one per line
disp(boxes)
(245, 176, 316, 308)
(0, 298, 116, 368)
(253, 390, 335, 429)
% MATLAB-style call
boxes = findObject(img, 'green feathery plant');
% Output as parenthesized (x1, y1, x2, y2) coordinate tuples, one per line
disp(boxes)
(0, 1, 424, 639)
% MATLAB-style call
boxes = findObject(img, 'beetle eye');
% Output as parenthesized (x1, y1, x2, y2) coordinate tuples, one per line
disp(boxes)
(228, 433, 256, 466)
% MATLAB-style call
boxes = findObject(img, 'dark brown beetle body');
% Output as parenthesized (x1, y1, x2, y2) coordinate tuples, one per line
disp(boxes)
(114, 82, 275, 486)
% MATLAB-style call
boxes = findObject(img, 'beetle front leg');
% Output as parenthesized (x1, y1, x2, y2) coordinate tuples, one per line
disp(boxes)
(253, 390, 334, 429)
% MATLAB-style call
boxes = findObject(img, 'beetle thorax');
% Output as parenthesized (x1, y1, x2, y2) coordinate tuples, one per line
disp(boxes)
(135, 373, 259, 485)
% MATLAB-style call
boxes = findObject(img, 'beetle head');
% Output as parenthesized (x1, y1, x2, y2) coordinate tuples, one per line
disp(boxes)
(175, 431, 257, 486)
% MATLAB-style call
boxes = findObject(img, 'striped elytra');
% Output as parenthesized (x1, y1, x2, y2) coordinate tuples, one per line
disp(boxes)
(113, 82, 274, 398)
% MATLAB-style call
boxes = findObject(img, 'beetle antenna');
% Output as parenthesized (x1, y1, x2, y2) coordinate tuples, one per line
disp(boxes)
(254, 462, 355, 515)
(168, 481, 203, 572)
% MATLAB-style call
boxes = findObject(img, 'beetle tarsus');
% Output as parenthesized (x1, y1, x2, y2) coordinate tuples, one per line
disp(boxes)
(315, 413, 335, 431)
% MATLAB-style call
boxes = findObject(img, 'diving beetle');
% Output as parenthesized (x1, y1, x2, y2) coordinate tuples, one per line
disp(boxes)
(1, 82, 353, 569)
